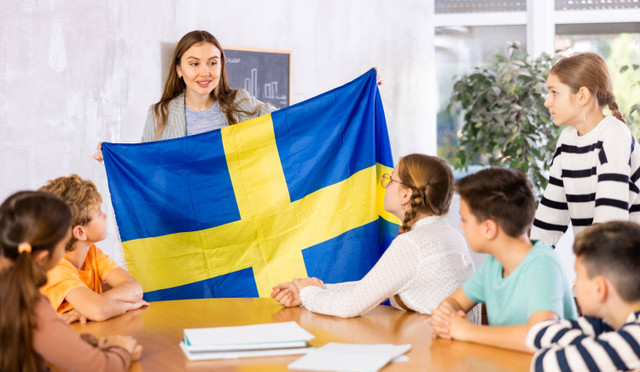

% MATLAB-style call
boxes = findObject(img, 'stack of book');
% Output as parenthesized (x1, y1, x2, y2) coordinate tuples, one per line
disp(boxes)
(179, 321, 314, 361)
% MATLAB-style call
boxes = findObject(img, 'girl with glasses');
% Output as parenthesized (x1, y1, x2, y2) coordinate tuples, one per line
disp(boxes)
(271, 154, 479, 321)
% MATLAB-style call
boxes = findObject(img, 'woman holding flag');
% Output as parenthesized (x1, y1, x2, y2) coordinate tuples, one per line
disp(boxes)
(94, 30, 382, 160)
(94, 30, 275, 160)
(140, 30, 276, 142)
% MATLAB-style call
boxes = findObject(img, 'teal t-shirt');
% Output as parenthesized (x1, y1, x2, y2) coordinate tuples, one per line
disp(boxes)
(462, 241, 577, 326)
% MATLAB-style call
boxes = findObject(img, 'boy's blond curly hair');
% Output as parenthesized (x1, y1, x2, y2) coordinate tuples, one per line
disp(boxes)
(39, 174, 102, 250)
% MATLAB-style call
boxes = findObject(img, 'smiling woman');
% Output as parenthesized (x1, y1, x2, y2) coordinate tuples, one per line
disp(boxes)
(177, 42, 226, 136)
(93, 31, 276, 161)
(141, 30, 276, 142)
(92, 29, 382, 161)
(178, 43, 222, 108)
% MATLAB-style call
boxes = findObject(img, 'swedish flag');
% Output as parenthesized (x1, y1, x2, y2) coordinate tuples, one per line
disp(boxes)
(102, 69, 399, 301)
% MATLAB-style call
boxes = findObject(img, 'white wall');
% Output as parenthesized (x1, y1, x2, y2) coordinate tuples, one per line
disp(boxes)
(0, 0, 436, 264)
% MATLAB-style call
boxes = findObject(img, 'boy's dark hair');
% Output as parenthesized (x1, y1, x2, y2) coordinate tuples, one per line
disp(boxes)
(455, 168, 535, 238)
(573, 221, 640, 302)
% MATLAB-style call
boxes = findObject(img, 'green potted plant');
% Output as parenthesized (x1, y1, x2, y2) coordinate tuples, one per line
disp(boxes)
(448, 43, 559, 196)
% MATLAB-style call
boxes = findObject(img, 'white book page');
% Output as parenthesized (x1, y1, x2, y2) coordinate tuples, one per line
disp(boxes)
(319, 343, 411, 359)
(288, 343, 411, 371)
(288, 350, 392, 372)
(184, 321, 314, 346)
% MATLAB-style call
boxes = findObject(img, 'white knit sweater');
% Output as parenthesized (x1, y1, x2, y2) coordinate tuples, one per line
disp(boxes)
(299, 215, 479, 321)
(531, 116, 640, 246)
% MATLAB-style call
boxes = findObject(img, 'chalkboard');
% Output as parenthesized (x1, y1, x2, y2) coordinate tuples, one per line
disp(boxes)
(224, 47, 290, 109)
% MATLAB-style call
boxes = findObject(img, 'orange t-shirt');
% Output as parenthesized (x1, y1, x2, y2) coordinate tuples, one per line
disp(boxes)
(41, 244, 120, 314)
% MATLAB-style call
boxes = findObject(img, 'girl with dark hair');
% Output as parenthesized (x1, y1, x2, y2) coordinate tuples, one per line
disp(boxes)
(0, 191, 141, 372)
(531, 52, 640, 247)
(271, 154, 479, 321)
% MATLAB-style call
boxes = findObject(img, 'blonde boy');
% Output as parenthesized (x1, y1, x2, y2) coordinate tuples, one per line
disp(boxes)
(527, 221, 640, 371)
(40, 175, 147, 323)
(430, 168, 577, 352)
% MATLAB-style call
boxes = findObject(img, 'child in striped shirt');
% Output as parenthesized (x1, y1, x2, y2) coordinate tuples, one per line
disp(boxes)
(531, 52, 640, 246)
(527, 221, 640, 372)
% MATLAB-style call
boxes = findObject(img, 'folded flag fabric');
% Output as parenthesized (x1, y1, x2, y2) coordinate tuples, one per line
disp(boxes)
(102, 69, 399, 301)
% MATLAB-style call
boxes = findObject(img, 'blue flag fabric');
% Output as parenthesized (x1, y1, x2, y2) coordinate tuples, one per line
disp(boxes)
(102, 69, 399, 301)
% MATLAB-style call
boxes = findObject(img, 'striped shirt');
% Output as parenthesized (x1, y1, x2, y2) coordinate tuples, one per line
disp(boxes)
(531, 116, 640, 246)
(526, 311, 640, 372)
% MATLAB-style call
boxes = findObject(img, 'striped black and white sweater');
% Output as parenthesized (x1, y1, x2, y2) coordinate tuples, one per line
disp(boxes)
(531, 116, 640, 246)
(526, 311, 640, 372)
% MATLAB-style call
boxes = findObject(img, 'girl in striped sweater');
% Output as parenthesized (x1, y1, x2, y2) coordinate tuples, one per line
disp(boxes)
(531, 52, 640, 246)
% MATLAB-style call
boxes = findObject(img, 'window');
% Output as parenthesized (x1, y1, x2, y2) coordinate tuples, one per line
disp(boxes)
(555, 0, 639, 11)
(436, 0, 526, 13)
(434, 0, 640, 164)
(435, 25, 527, 162)
(556, 22, 640, 135)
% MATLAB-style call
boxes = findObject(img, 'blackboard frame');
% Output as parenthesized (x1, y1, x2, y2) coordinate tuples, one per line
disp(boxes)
(224, 46, 291, 109)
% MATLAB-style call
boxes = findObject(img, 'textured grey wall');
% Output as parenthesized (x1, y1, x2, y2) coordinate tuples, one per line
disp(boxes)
(0, 0, 436, 264)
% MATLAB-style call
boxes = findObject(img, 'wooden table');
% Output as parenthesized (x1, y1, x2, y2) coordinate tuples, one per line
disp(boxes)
(70, 298, 532, 371)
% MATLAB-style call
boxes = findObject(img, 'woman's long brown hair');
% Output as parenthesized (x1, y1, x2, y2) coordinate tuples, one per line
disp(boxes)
(153, 30, 260, 139)
(0, 191, 71, 372)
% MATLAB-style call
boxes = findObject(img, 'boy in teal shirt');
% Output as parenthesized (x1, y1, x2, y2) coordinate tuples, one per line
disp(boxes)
(430, 168, 576, 352)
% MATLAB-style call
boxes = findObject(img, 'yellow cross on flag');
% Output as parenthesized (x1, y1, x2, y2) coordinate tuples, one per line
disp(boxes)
(102, 69, 399, 300)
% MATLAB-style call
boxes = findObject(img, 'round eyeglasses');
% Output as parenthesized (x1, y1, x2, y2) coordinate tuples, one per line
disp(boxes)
(381, 173, 407, 188)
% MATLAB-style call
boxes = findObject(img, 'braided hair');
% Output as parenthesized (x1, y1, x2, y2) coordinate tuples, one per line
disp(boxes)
(396, 154, 454, 234)
(551, 52, 626, 123)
